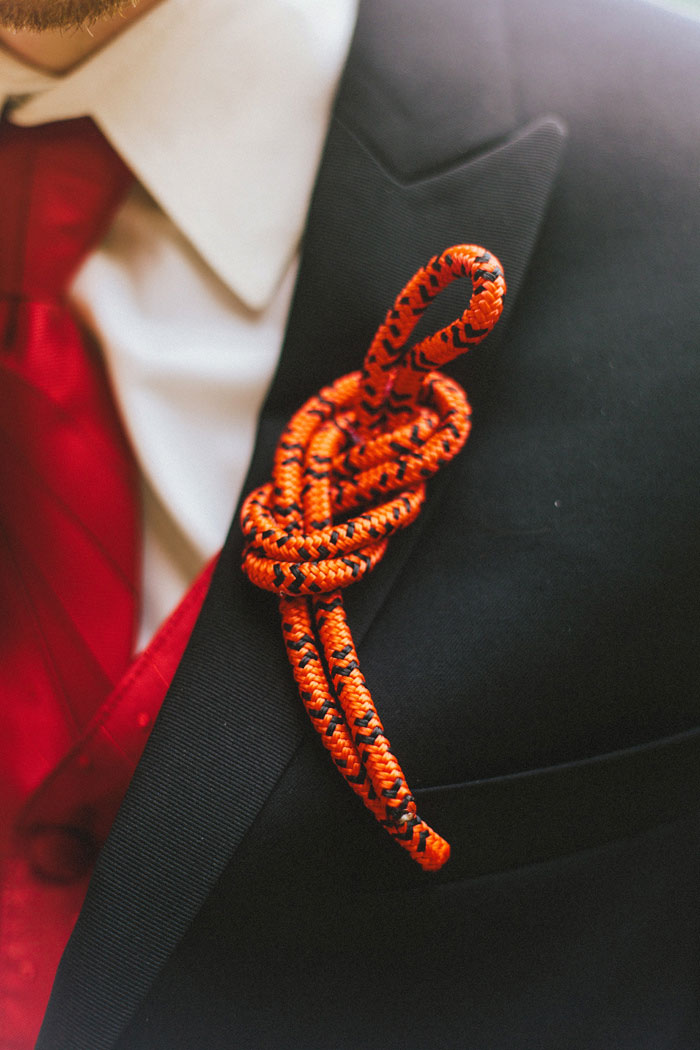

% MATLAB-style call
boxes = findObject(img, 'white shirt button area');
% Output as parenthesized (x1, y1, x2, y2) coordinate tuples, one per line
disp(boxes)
(70, 187, 299, 648)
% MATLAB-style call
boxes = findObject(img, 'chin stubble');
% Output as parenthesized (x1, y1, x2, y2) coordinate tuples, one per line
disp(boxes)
(0, 0, 137, 31)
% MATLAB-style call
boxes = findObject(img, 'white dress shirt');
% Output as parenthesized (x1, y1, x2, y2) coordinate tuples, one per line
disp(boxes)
(0, 0, 358, 648)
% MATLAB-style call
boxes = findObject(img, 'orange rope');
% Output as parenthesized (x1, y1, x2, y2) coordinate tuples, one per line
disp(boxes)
(241, 246, 505, 870)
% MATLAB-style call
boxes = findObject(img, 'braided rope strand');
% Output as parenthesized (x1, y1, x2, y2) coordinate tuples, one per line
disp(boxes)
(241, 245, 505, 870)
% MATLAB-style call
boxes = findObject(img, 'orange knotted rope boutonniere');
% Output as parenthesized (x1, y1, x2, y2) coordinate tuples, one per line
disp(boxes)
(241, 246, 505, 870)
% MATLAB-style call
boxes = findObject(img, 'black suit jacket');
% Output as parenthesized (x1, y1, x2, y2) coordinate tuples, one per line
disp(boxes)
(38, 0, 700, 1046)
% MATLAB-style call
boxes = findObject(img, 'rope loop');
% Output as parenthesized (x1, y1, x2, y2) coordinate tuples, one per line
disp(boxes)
(241, 245, 505, 870)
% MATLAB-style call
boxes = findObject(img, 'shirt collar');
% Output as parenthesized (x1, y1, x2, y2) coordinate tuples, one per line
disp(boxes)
(1, 0, 358, 310)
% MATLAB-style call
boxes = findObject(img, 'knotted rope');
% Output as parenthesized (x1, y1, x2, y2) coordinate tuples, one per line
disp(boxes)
(241, 245, 505, 870)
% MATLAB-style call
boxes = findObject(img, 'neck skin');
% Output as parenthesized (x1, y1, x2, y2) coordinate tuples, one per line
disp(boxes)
(0, 0, 162, 73)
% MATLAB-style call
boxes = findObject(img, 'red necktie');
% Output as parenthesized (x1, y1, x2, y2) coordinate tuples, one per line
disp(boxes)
(0, 117, 218, 1046)
(0, 117, 139, 842)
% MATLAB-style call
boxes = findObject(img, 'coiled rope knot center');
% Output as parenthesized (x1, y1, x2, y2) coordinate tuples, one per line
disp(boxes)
(241, 245, 505, 871)
(240, 367, 472, 595)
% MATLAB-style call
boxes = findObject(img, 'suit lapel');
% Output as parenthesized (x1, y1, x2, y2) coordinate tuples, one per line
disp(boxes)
(37, 16, 566, 1050)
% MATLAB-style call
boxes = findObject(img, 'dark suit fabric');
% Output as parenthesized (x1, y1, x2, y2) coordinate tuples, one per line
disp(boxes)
(38, 0, 700, 1047)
